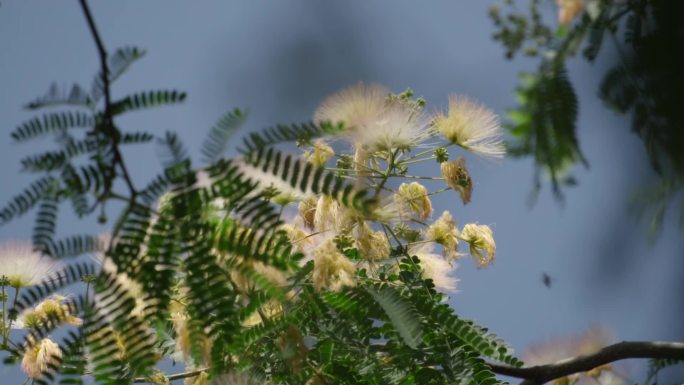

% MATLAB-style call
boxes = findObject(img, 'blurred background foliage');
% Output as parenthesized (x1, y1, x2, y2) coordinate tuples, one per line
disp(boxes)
(490, 0, 684, 238)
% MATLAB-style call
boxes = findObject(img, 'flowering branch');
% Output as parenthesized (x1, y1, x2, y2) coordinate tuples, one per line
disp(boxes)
(488, 341, 684, 384)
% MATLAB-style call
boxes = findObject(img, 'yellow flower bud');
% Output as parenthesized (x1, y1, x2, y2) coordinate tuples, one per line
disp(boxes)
(425, 211, 460, 261)
(272, 191, 297, 206)
(394, 182, 433, 220)
(461, 223, 496, 267)
(304, 139, 335, 167)
(410, 244, 458, 292)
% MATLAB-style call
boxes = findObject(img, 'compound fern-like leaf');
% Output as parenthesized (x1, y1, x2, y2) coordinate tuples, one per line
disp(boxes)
(366, 284, 422, 349)
(0, 176, 58, 225)
(12, 111, 94, 142)
(201, 108, 247, 164)
(111, 90, 187, 115)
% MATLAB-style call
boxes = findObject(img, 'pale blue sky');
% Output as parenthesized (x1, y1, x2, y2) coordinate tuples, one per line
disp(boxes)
(1, 1, 682, 384)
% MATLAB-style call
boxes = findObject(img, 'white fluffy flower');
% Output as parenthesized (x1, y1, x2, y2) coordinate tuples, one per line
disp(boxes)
(410, 244, 458, 292)
(315, 83, 430, 152)
(313, 195, 354, 233)
(315, 82, 389, 131)
(0, 240, 58, 288)
(354, 222, 391, 262)
(351, 103, 430, 152)
(433, 95, 505, 158)
(234, 157, 316, 202)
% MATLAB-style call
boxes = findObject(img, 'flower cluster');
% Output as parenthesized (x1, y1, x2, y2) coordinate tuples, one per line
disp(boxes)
(261, 82, 504, 293)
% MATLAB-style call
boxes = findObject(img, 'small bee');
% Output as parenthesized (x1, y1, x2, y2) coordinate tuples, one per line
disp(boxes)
(542, 273, 553, 288)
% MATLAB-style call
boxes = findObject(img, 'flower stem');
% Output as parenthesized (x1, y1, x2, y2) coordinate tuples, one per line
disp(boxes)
(400, 155, 437, 166)
(400, 147, 438, 162)
(428, 187, 451, 196)
(389, 174, 445, 181)
(4, 287, 21, 340)
(1, 285, 6, 348)
(374, 149, 400, 198)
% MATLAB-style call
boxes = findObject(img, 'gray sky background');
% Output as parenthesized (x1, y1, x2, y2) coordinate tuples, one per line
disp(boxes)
(1, 1, 682, 384)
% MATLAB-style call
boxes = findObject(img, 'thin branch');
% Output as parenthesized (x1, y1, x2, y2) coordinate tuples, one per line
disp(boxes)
(133, 368, 208, 383)
(489, 341, 684, 384)
(389, 174, 445, 181)
(78, 0, 138, 198)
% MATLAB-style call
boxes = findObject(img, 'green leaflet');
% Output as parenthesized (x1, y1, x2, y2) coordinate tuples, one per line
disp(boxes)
(240, 121, 344, 154)
(90, 46, 146, 103)
(32, 194, 59, 254)
(25, 82, 92, 111)
(157, 131, 191, 169)
(413, 298, 522, 367)
(365, 284, 423, 350)
(243, 147, 376, 214)
(110, 89, 187, 115)
(11, 111, 94, 142)
(43, 234, 105, 259)
(202, 108, 247, 164)
(645, 358, 684, 385)
(20, 138, 104, 172)
(0, 176, 58, 225)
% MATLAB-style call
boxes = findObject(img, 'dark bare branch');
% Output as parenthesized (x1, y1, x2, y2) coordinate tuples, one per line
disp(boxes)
(78, 0, 138, 198)
(489, 341, 684, 384)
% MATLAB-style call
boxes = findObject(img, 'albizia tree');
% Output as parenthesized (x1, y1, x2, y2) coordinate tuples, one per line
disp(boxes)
(1, 2, 683, 385)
